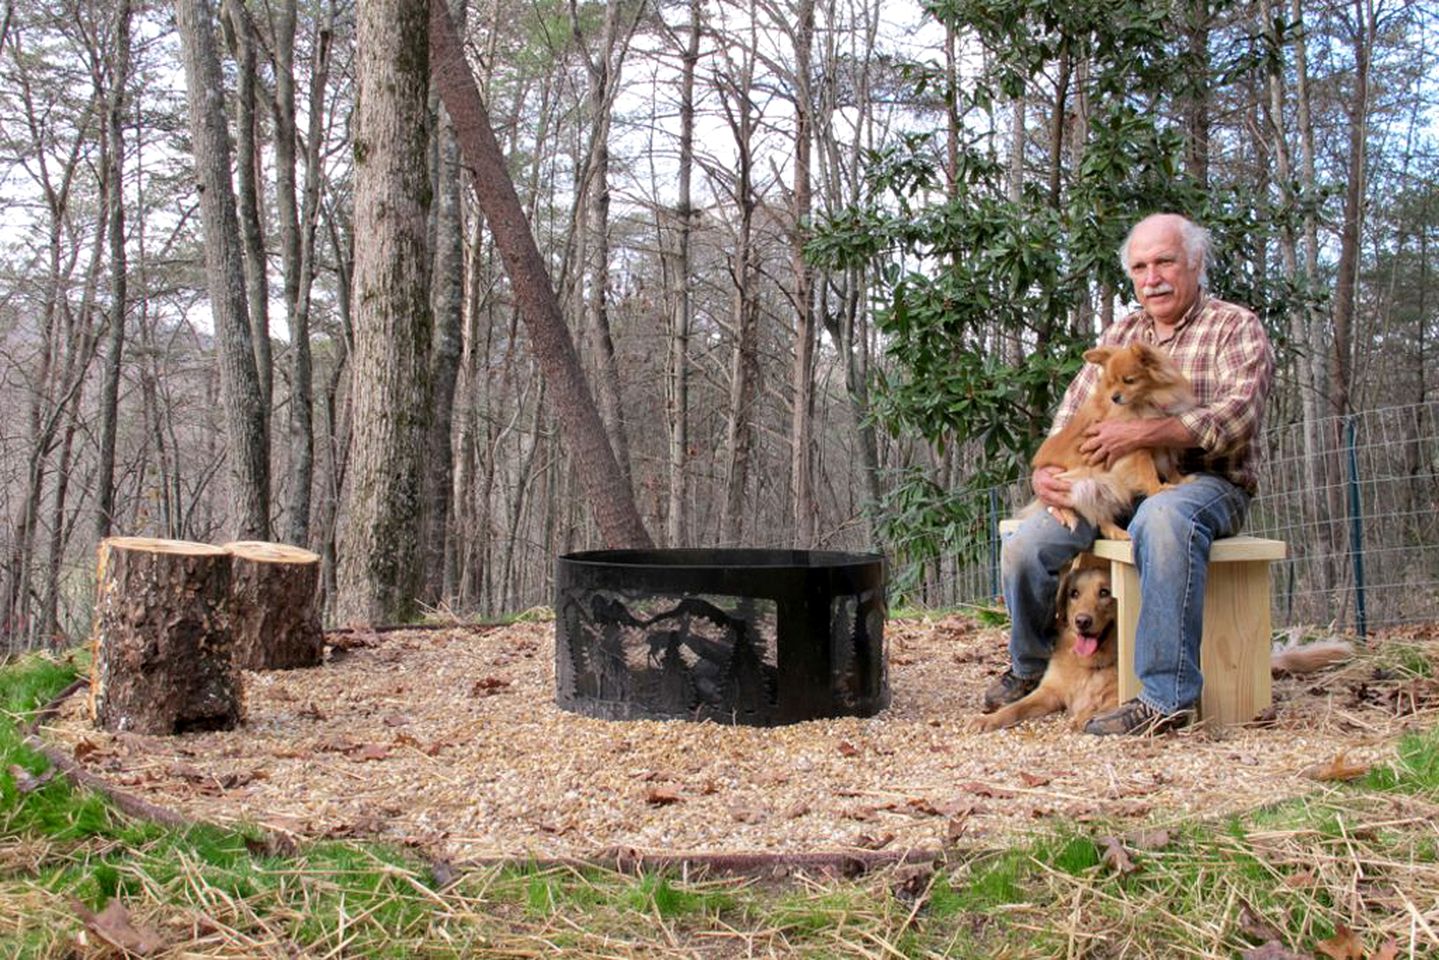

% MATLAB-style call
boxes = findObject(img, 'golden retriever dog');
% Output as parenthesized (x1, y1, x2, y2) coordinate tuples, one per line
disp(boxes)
(1031, 342, 1195, 539)
(977, 565, 1357, 733)
(977, 562, 1119, 732)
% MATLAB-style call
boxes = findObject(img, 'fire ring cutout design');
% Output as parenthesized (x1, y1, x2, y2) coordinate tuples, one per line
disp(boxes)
(555, 549, 888, 726)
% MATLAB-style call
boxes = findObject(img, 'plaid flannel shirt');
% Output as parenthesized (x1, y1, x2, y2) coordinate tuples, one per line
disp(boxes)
(1049, 296, 1276, 493)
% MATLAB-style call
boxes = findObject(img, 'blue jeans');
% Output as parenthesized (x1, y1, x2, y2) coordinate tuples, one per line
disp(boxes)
(999, 474, 1251, 713)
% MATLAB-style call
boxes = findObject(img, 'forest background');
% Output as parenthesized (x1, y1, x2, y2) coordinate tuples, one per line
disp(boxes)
(0, 0, 1435, 651)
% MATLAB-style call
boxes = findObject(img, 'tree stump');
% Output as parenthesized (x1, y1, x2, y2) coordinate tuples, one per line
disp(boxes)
(222, 541, 324, 670)
(90, 537, 241, 734)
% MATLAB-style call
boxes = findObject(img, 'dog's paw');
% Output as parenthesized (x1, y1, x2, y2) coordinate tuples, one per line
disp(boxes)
(972, 713, 1013, 733)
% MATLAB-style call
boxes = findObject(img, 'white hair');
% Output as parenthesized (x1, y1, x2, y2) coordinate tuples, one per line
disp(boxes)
(1118, 215, 1212, 290)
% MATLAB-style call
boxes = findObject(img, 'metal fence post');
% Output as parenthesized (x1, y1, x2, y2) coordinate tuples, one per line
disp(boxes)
(988, 486, 1000, 599)
(1345, 414, 1368, 637)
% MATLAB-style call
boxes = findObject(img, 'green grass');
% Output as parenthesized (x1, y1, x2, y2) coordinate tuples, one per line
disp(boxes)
(3, 647, 1439, 958)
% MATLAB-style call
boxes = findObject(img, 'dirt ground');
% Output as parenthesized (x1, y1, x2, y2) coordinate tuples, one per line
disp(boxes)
(35, 616, 1435, 864)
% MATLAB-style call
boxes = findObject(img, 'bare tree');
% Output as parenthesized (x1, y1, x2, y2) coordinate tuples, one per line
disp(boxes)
(174, 0, 271, 540)
(95, 0, 133, 540)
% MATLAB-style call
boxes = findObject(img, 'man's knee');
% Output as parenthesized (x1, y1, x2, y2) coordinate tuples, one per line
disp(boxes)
(1128, 496, 1186, 555)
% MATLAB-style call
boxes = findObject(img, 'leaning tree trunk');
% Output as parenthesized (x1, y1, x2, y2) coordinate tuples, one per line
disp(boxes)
(90, 537, 240, 735)
(224, 541, 324, 669)
(428, 0, 652, 549)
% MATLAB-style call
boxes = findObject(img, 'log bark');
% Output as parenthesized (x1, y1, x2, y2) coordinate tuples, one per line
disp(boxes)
(89, 537, 240, 734)
(223, 541, 324, 670)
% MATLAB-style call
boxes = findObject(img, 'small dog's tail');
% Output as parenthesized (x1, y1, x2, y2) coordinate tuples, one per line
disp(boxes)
(1270, 639, 1355, 676)
(1068, 474, 1130, 529)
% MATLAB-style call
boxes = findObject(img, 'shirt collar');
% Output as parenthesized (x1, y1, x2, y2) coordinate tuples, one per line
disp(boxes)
(1142, 292, 1209, 342)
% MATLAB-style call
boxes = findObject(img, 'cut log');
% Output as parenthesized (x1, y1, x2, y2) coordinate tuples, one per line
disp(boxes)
(223, 540, 324, 670)
(90, 537, 241, 734)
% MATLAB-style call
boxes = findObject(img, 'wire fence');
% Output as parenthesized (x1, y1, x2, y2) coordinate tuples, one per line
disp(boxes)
(925, 402, 1439, 635)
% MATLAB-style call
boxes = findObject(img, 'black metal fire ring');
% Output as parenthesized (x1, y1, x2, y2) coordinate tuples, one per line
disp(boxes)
(555, 549, 889, 725)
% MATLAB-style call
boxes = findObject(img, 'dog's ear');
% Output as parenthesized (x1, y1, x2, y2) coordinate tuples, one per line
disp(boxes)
(1083, 346, 1116, 367)
(1052, 567, 1075, 630)
(1132, 342, 1167, 367)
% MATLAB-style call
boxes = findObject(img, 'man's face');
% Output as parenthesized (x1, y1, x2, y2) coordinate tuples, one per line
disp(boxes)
(1126, 218, 1200, 327)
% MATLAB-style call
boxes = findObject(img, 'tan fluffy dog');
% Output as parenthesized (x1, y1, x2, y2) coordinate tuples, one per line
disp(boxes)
(1031, 342, 1195, 539)
(977, 562, 1119, 731)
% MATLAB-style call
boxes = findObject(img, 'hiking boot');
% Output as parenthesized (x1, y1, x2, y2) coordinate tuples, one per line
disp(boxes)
(1083, 698, 1194, 736)
(981, 670, 1041, 713)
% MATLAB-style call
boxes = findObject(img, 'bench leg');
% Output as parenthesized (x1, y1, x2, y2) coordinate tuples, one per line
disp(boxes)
(1110, 558, 1272, 728)
(1199, 560, 1273, 727)
(1110, 560, 1142, 705)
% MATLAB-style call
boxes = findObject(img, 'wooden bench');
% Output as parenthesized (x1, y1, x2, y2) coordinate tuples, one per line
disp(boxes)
(998, 520, 1286, 726)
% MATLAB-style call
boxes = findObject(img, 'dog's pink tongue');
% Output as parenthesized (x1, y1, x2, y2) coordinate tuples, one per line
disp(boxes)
(1074, 634, 1099, 657)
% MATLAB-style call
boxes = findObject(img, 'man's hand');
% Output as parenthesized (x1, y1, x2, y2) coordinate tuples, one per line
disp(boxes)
(1081, 416, 1196, 468)
(1032, 465, 1073, 509)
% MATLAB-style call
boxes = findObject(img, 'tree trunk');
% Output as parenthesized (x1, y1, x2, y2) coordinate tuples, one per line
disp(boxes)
(221, 0, 273, 414)
(95, 0, 132, 541)
(336, 0, 435, 624)
(223, 541, 323, 669)
(666, 0, 700, 547)
(423, 0, 466, 603)
(90, 537, 240, 735)
(1183, 0, 1210, 186)
(174, 0, 271, 540)
(789, 0, 816, 547)
(574, 0, 638, 499)
(428, 0, 651, 549)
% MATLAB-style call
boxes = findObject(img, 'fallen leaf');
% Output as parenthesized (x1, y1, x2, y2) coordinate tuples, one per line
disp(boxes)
(8, 764, 56, 793)
(1372, 938, 1399, 960)
(905, 797, 942, 817)
(1301, 754, 1370, 782)
(244, 833, 299, 859)
(837, 740, 861, 758)
(1283, 869, 1318, 888)
(891, 864, 933, 906)
(959, 781, 1016, 799)
(471, 676, 512, 696)
(1128, 828, 1172, 850)
(1315, 923, 1364, 960)
(946, 816, 968, 843)
(936, 798, 979, 818)
(71, 899, 164, 956)
(730, 805, 766, 824)
(73, 739, 102, 762)
(1241, 943, 1308, 960)
(1099, 835, 1138, 875)
(1246, 705, 1280, 727)
(645, 787, 682, 806)
(1236, 899, 1285, 943)
(430, 859, 458, 888)
(1018, 771, 1052, 788)
(855, 831, 894, 850)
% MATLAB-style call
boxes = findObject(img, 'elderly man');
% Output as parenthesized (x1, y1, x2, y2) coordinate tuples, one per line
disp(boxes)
(984, 213, 1276, 735)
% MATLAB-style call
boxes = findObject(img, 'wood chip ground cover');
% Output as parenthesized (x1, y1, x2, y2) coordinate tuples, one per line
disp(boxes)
(37, 617, 1428, 863)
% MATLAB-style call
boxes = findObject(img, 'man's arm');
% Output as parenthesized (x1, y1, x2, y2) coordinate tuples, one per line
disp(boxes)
(1176, 310, 1275, 456)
